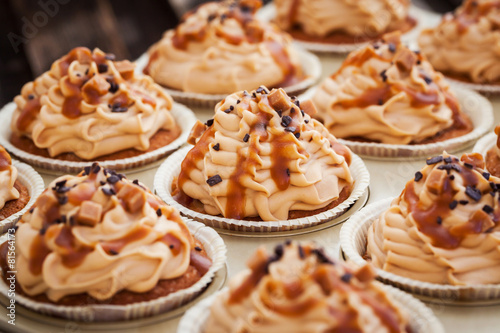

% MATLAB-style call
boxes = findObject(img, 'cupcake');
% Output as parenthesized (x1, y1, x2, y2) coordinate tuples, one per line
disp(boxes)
(144, 0, 304, 95)
(203, 242, 412, 332)
(274, 0, 415, 45)
(10, 47, 182, 164)
(419, 0, 500, 85)
(484, 125, 500, 177)
(367, 152, 500, 285)
(0, 163, 224, 320)
(171, 86, 354, 222)
(312, 32, 473, 145)
(0, 145, 29, 220)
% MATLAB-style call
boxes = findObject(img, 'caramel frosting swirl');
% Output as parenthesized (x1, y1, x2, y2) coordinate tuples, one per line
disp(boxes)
(367, 152, 500, 285)
(174, 87, 353, 221)
(205, 242, 411, 333)
(144, 0, 302, 94)
(419, 0, 500, 84)
(274, 0, 411, 37)
(12, 47, 178, 160)
(14, 164, 200, 301)
(0, 146, 19, 211)
(313, 32, 471, 144)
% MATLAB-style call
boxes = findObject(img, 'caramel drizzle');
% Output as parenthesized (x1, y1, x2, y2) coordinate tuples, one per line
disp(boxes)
(17, 47, 137, 131)
(403, 159, 498, 249)
(171, 1, 262, 50)
(0, 147, 12, 172)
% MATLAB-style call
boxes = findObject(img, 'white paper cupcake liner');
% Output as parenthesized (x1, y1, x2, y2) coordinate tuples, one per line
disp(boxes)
(300, 85, 493, 160)
(256, 4, 437, 54)
(134, 49, 321, 109)
(177, 284, 444, 333)
(0, 161, 44, 234)
(154, 145, 370, 232)
(447, 78, 500, 95)
(0, 220, 227, 321)
(340, 198, 500, 303)
(0, 102, 197, 173)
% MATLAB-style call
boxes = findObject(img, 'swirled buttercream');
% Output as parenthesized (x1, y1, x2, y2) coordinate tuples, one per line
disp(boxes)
(274, 0, 411, 38)
(0, 146, 19, 211)
(12, 164, 205, 302)
(312, 32, 472, 144)
(367, 152, 500, 285)
(173, 87, 353, 221)
(418, 0, 500, 84)
(205, 242, 411, 333)
(11, 47, 178, 160)
(144, 0, 303, 94)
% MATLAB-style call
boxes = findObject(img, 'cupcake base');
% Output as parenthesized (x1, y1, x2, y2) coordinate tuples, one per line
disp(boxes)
(0, 101, 197, 173)
(286, 16, 416, 45)
(10, 127, 181, 162)
(0, 180, 29, 221)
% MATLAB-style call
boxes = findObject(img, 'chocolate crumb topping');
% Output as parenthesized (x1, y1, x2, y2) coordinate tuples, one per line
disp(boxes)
(156, 208, 162, 217)
(243, 133, 250, 142)
(414, 171, 423, 182)
(465, 185, 481, 201)
(213, 143, 220, 151)
(205, 119, 214, 127)
(459, 200, 469, 205)
(449, 200, 458, 210)
(206, 175, 222, 186)
(101, 187, 116, 196)
(483, 205, 494, 214)
(195, 246, 202, 251)
(426, 156, 443, 165)
(281, 115, 292, 127)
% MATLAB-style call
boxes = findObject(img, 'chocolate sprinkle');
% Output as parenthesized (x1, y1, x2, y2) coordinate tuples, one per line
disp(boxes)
(286, 168, 290, 177)
(108, 80, 119, 93)
(206, 175, 222, 186)
(205, 119, 214, 127)
(449, 200, 458, 210)
(483, 205, 494, 214)
(39, 227, 46, 235)
(444, 157, 452, 163)
(274, 244, 284, 259)
(28, 94, 35, 100)
(109, 249, 118, 255)
(243, 133, 250, 142)
(388, 43, 396, 52)
(449, 175, 455, 180)
(304, 119, 309, 124)
(107, 175, 120, 184)
(281, 115, 292, 127)
(102, 187, 116, 196)
(464, 163, 473, 169)
(380, 70, 387, 82)
(58, 196, 68, 205)
(483, 172, 491, 180)
(55, 180, 67, 188)
(285, 239, 292, 246)
(213, 143, 220, 151)
(294, 132, 300, 139)
(414, 171, 423, 182)
(423, 76, 432, 85)
(169, 245, 174, 249)
(195, 246, 202, 251)
(298, 245, 305, 259)
(97, 63, 108, 73)
(312, 248, 333, 265)
(436, 216, 442, 225)
(341, 273, 353, 283)
(459, 200, 469, 205)
(285, 126, 296, 133)
(156, 208, 162, 217)
(465, 186, 481, 202)
(426, 156, 443, 165)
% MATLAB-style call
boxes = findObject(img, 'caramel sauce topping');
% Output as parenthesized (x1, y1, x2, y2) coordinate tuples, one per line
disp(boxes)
(55, 225, 93, 268)
(29, 234, 51, 275)
(0, 146, 12, 171)
(17, 96, 42, 132)
(101, 226, 151, 255)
